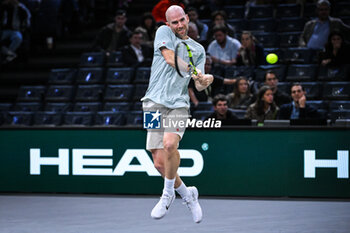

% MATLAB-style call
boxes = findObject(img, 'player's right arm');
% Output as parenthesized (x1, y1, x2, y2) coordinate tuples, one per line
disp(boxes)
(160, 47, 176, 68)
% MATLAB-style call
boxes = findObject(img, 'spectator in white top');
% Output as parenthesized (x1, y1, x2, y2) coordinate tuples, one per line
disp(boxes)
(207, 24, 241, 67)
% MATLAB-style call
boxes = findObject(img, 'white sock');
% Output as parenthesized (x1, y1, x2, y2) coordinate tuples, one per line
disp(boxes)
(163, 177, 175, 196)
(175, 182, 190, 199)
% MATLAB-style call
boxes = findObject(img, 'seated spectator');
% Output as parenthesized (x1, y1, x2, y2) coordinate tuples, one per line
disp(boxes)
(91, 10, 131, 53)
(207, 24, 241, 69)
(245, 85, 279, 123)
(227, 77, 254, 109)
(187, 0, 211, 19)
(187, 7, 208, 43)
(0, 0, 31, 63)
(299, 0, 350, 50)
(152, 0, 185, 23)
(121, 30, 153, 67)
(236, 31, 264, 67)
(188, 22, 200, 42)
(207, 10, 235, 42)
(135, 12, 158, 48)
(189, 56, 236, 107)
(205, 94, 238, 125)
(263, 70, 291, 107)
(319, 30, 350, 67)
(279, 83, 319, 120)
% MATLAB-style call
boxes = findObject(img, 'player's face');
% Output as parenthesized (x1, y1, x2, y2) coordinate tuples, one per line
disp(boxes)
(265, 73, 278, 88)
(214, 100, 228, 115)
(238, 79, 249, 94)
(167, 11, 189, 39)
(291, 85, 304, 102)
(263, 90, 274, 104)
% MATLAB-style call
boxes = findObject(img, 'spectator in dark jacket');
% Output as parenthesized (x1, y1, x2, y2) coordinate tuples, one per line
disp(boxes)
(206, 94, 238, 125)
(236, 31, 264, 67)
(0, 0, 30, 62)
(279, 83, 319, 120)
(319, 30, 350, 67)
(264, 70, 291, 107)
(91, 10, 131, 53)
(121, 30, 153, 67)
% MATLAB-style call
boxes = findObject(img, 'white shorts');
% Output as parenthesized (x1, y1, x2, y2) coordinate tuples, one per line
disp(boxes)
(143, 100, 189, 151)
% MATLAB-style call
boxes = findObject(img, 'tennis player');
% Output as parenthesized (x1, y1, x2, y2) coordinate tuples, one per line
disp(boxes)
(141, 5, 213, 223)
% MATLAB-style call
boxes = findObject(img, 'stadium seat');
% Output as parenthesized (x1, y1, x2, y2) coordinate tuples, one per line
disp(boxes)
(318, 65, 349, 81)
(106, 51, 124, 67)
(4, 111, 33, 126)
(44, 102, 72, 113)
(224, 5, 244, 19)
(276, 4, 301, 18)
(322, 82, 350, 100)
(46, 85, 75, 102)
(75, 85, 104, 102)
(80, 52, 105, 67)
(277, 82, 291, 94)
(106, 67, 134, 84)
(94, 111, 126, 126)
(192, 102, 213, 111)
(126, 111, 143, 126)
(255, 65, 287, 82)
(192, 110, 212, 121)
(33, 111, 62, 126)
(105, 84, 134, 102)
(306, 100, 328, 110)
(133, 84, 148, 101)
(277, 17, 305, 32)
(329, 110, 350, 122)
(17, 85, 46, 102)
(263, 48, 284, 65)
(301, 82, 322, 100)
(230, 109, 246, 119)
(134, 67, 151, 83)
(329, 101, 350, 110)
(77, 67, 104, 84)
(247, 5, 274, 18)
(133, 102, 142, 111)
(49, 68, 77, 84)
(103, 102, 131, 112)
(14, 102, 42, 112)
(227, 19, 246, 34)
(283, 48, 313, 64)
(73, 102, 102, 112)
(0, 103, 12, 112)
(254, 32, 279, 48)
(247, 18, 276, 32)
(225, 66, 255, 79)
(285, 64, 317, 81)
(279, 32, 301, 47)
(334, 2, 350, 17)
(63, 112, 94, 126)
(303, 3, 316, 18)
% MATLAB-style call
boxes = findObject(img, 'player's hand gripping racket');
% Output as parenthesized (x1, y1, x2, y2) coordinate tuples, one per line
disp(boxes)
(174, 42, 198, 78)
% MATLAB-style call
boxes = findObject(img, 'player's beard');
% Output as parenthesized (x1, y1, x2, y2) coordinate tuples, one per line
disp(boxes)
(175, 27, 188, 39)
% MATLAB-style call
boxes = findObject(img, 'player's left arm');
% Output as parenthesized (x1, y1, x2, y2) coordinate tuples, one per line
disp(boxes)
(192, 48, 213, 91)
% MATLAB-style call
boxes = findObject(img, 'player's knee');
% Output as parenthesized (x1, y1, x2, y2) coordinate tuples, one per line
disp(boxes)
(154, 161, 165, 174)
(163, 140, 177, 154)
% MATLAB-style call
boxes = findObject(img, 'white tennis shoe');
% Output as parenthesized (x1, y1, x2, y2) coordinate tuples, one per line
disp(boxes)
(151, 192, 175, 219)
(184, 186, 203, 223)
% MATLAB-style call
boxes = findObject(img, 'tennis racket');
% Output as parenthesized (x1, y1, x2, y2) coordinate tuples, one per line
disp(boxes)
(174, 42, 198, 78)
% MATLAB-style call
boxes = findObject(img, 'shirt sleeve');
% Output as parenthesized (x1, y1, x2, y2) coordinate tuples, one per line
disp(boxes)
(154, 26, 175, 51)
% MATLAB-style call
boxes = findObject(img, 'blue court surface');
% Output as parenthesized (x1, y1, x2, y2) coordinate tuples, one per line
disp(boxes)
(1, 194, 349, 233)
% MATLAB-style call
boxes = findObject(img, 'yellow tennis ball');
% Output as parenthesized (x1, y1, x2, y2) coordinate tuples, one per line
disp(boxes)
(266, 53, 278, 64)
